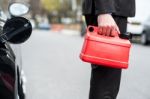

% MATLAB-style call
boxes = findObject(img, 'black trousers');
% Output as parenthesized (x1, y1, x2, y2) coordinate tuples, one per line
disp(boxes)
(85, 15, 127, 99)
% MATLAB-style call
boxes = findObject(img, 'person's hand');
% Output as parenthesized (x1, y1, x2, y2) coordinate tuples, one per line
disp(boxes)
(97, 14, 120, 36)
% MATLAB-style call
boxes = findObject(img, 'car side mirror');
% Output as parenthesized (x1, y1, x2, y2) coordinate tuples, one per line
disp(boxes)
(1, 17, 32, 44)
(9, 3, 29, 16)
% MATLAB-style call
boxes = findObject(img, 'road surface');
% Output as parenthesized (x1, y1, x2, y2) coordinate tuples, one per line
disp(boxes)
(22, 30, 150, 99)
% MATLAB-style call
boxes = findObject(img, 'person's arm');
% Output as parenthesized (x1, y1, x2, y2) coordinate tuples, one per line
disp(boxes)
(94, 0, 119, 36)
(94, 0, 115, 14)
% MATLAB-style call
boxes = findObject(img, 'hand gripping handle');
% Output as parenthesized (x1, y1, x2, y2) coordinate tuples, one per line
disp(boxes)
(87, 26, 132, 39)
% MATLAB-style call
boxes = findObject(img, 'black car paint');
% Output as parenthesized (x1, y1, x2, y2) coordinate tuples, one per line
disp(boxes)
(0, 4, 32, 99)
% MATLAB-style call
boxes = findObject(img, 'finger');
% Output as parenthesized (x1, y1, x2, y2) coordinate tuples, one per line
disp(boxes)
(102, 26, 107, 35)
(98, 27, 103, 35)
(106, 26, 111, 36)
(110, 27, 117, 37)
(115, 25, 120, 34)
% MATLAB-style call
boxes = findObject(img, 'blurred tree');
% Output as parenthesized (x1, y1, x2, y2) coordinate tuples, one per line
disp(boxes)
(77, 0, 82, 5)
(40, 0, 82, 23)
(0, 0, 9, 11)
(29, 0, 42, 19)
(41, 0, 61, 12)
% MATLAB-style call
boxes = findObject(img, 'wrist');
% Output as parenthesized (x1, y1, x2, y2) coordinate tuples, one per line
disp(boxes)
(98, 13, 112, 17)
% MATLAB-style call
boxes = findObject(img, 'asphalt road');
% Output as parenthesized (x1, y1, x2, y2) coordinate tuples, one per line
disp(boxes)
(21, 30, 150, 99)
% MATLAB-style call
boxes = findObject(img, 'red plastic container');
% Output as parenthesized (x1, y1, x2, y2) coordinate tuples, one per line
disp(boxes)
(80, 26, 131, 69)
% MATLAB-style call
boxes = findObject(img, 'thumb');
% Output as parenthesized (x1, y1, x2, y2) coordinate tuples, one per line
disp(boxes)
(115, 25, 120, 34)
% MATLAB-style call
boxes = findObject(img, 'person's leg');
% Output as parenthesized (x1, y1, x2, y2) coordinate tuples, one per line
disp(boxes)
(85, 15, 127, 99)
(89, 65, 122, 99)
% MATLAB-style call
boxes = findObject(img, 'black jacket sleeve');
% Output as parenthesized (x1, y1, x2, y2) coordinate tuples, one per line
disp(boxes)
(94, 0, 116, 14)
(82, 0, 135, 17)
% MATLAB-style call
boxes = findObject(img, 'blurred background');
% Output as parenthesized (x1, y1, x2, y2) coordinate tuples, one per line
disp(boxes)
(1, 0, 150, 99)
(0, 0, 83, 32)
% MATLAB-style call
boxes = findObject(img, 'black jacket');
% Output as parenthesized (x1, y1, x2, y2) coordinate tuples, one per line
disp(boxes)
(82, 0, 135, 17)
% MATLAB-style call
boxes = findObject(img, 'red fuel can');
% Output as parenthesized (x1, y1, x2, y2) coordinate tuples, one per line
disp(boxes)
(80, 26, 131, 69)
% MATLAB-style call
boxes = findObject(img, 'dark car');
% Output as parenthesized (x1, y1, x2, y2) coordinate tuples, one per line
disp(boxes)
(0, 2, 32, 99)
